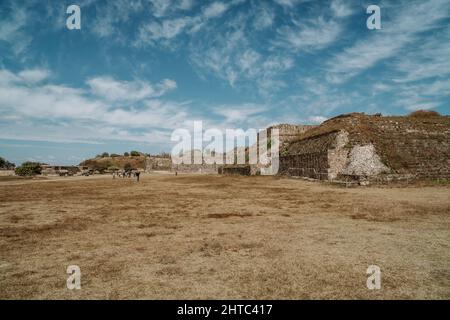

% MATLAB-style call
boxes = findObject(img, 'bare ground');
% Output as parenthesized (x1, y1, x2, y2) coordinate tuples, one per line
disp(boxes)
(0, 174, 449, 299)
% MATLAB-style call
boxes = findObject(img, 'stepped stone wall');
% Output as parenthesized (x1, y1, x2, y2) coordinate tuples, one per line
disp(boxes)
(280, 113, 450, 182)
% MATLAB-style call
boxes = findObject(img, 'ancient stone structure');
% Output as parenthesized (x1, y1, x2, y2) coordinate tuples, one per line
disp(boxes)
(41, 165, 81, 176)
(265, 124, 316, 152)
(219, 165, 251, 176)
(279, 112, 450, 183)
(145, 156, 172, 172)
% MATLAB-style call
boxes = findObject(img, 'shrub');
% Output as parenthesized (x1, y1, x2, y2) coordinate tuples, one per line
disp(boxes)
(130, 151, 140, 157)
(15, 162, 42, 176)
(92, 162, 109, 173)
(110, 153, 120, 157)
(124, 163, 133, 172)
(409, 110, 441, 118)
(0, 156, 15, 170)
(124, 152, 130, 157)
(101, 152, 109, 158)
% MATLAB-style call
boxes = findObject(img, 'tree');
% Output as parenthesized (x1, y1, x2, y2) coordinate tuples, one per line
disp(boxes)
(124, 152, 130, 157)
(101, 152, 109, 158)
(124, 163, 133, 172)
(130, 151, 140, 157)
(15, 162, 42, 176)
(0, 157, 14, 169)
(110, 153, 120, 157)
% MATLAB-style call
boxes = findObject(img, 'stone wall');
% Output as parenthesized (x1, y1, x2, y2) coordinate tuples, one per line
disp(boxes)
(0, 170, 15, 176)
(265, 124, 316, 153)
(172, 163, 219, 174)
(220, 165, 251, 176)
(145, 156, 172, 171)
(279, 130, 341, 179)
(280, 113, 450, 181)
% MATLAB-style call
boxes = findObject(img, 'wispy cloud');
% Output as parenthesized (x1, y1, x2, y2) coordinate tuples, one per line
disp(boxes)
(135, 0, 242, 46)
(87, 76, 177, 102)
(189, 12, 294, 95)
(326, 0, 450, 83)
(0, 2, 30, 55)
(275, 16, 342, 51)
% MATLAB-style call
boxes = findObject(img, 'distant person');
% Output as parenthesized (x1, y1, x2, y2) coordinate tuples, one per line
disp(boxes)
(135, 171, 140, 182)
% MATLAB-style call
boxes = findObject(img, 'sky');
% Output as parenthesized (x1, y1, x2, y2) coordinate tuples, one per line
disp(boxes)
(0, 0, 449, 165)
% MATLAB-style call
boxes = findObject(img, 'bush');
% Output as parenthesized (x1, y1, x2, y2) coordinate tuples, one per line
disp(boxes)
(130, 151, 140, 157)
(110, 153, 120, 157)
(0, 156, 15, 170)
(124, 152, 130, 157)
(409, 110, 441, 118)
(124, 163, 133, 172)
(92, 162, 109, 173)
(101, 152, 109, 158)
(15, 162, 42, 176)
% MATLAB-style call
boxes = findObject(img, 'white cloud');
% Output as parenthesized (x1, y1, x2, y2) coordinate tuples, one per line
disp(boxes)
(393, 27, 450, 83)
(326, 0, 450, 83)
(202, 2, 228, 18)
(189, 19, 294, 95)
(18, 69, 50, 84)
(330, 0, 354, 18)
(308, 115, 328, 124)
(149, 0, 173, 17)
(91, 0, 142, 38)
(275, 16, 342, 51)
(135, 0, 242, 46)
(0, 3, 31, 55)
(212, 104, 268, 125)
(273, 0, 306, 8)
(252, 5, 274, 30)
(178, 0, 195, 11)
(86, 76, 177, 102)
(137, 17, 193, 43)
(0, 68, 187, 144)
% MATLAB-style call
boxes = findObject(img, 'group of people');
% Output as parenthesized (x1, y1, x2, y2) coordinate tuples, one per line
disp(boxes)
(113, 170, 141, 181)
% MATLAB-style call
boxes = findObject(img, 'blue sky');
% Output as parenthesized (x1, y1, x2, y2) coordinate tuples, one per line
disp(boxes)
(0, 0, 449, 165)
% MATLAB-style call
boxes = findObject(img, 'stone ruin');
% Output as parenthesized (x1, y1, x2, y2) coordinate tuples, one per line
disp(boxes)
(150, 111, 450, 184)
(278, 112, 450, 184)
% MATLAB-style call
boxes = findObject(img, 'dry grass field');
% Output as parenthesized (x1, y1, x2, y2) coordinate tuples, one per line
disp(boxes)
(0, 174, 449, 299)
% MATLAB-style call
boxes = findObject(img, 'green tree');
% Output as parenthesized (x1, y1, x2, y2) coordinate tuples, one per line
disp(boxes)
(130, 151, 140, 157)
(101, 152, 109, 158)
(15, 162, 42, 176)
(0, 157, 13, 169)
(124, 152, 130, 157)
